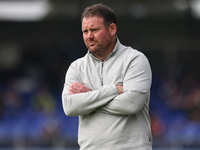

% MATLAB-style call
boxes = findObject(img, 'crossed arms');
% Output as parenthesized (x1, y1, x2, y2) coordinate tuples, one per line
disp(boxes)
(62, 54, 152, 117)
(69, 82, 123, 95)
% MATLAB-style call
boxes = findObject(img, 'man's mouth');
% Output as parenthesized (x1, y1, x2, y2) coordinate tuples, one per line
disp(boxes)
(88, 42, 95, 46)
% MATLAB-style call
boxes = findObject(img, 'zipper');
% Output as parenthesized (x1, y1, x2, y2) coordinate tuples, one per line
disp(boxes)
(101, 61, 104, 85)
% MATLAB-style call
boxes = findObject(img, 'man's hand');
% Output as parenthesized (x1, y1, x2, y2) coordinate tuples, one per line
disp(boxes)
(116, 85, 123, 95)
(69, 82, 91, 95)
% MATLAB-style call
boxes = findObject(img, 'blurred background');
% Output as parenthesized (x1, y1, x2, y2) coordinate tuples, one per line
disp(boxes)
(0, 0, 200, 149)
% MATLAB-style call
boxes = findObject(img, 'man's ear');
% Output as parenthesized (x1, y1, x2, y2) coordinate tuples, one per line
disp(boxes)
(109, 23, 117, 36)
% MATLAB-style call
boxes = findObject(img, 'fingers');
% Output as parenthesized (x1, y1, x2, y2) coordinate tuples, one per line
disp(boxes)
(69, 83, 80, 95)
(69, 82, 91, 95)
(70, 82, 81, 89)
(69, 86, 76, 95)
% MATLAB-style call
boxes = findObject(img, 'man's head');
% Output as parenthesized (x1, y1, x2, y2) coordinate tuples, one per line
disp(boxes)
(81, 3, 117, 60)
(81, 3, 117, 29)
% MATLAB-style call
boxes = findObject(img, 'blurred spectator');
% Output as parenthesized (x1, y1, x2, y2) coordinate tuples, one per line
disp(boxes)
(3, 80, 23, 119)
(40, 113, 62, 146)
(181, 83, 200, 120)
(151, 112, 166, 138)
(31, 85, 56, 114)
(154, 70, 200, 147)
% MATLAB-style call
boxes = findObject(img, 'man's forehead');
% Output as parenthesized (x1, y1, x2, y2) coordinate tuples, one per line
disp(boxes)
(82, 16, 104, 28)
(82, 16, 104, 24)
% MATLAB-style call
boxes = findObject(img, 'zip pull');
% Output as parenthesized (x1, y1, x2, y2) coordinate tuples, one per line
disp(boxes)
(101, 77, 103, 85)
(101, 62, 104, 85)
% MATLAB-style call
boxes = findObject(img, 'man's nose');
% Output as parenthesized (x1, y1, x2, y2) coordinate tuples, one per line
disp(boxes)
(88, 31, 94, 39)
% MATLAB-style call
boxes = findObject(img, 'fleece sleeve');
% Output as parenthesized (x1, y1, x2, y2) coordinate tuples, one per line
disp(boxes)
(62, 64, 118, 116)
(98, 53, 152, 115)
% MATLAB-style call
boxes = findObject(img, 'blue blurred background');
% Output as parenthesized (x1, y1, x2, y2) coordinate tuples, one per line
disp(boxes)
(0, 0, 200, 149)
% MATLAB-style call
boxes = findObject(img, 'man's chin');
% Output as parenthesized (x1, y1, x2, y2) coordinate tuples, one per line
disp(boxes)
(88, 45, 100, 53)
(88, 49, 98, 55)
(88, 47, 96, 52)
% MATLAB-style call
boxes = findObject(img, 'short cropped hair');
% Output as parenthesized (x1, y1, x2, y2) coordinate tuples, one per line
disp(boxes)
(81, 3, 117, 28)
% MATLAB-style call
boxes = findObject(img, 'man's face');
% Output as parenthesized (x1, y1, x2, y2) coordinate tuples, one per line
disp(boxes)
(82, 16, 112, 56)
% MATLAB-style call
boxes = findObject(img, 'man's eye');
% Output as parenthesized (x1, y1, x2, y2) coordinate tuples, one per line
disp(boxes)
(83, 30, 88, 34)
(92, 29, 98, 32)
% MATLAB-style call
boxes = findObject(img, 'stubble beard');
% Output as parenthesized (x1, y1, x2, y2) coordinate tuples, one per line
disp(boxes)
(87, 39, 112, 59)
(88, 44, 101, 56)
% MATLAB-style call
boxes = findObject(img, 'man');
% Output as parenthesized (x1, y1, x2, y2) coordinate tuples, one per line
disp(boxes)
(62, 3, 152, 150)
